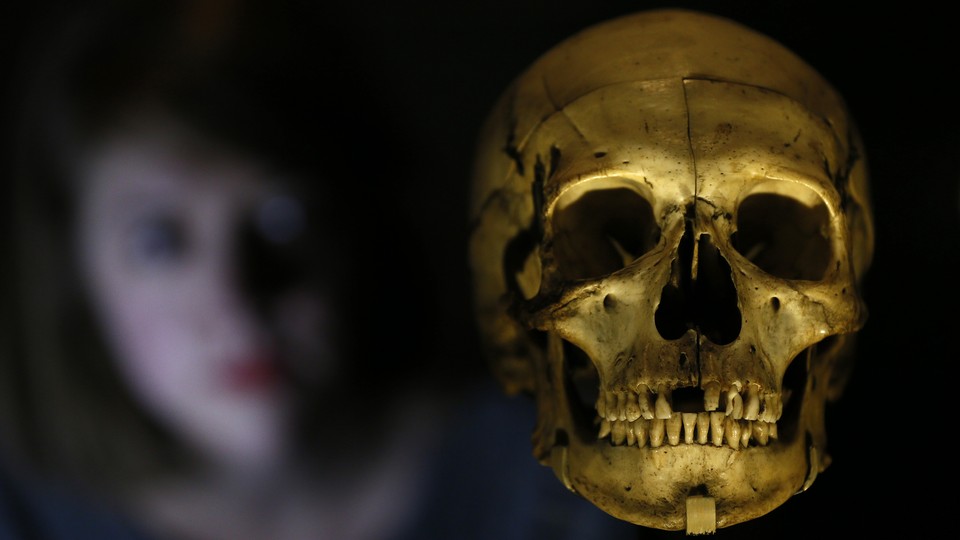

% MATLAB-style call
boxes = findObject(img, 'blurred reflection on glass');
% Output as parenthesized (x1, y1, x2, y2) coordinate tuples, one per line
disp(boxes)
(2, 2, 439, 539)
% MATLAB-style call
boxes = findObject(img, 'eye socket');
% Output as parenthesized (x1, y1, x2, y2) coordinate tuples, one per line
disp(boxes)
(731, 192, 832, 280)
(552, 186, 660, 281)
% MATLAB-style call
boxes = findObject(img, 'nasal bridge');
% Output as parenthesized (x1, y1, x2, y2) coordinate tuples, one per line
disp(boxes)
(654, 201, 742, 350)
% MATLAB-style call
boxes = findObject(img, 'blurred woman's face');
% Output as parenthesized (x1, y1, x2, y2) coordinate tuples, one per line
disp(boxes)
(75, 116, 336, 473)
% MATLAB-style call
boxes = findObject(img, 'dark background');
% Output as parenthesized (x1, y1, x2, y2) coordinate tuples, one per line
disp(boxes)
(326, 4, 955, 536)
(3, 1, 956, 538)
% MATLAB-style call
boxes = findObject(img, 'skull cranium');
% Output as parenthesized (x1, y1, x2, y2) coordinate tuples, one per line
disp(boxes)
(468, 9, 873, 533)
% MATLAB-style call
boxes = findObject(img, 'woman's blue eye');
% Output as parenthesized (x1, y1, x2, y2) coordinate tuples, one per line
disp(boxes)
(127, 216, 187, 266)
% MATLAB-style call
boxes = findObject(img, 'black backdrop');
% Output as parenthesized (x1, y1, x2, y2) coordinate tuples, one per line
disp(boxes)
(3, 1, 956, 538)
(327, 5, 957, 537)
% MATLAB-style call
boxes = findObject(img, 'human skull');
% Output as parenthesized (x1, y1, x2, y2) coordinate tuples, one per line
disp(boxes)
(468, 9, 873, 533)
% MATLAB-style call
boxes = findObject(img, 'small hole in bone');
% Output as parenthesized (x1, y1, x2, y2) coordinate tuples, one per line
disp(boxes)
(771, 297, 780, 311)
(552, 184, 659, 281)
(732, 192, 832, 280)
(593, 151, 607, 158)
(603, 294, 616, 310)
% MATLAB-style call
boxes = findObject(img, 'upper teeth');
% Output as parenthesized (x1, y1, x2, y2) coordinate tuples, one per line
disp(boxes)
(594, 385, 781, 449)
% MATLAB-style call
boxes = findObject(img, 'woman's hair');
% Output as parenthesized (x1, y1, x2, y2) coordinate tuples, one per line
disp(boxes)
(2, 0, 435, 490)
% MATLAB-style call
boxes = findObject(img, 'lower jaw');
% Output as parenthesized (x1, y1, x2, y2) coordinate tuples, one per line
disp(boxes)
(552, 373, 813, 530)
(553, 432, 809, 531)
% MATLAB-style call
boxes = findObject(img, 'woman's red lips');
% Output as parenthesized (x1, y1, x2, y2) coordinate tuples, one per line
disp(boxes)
(226, 353, 281, 391)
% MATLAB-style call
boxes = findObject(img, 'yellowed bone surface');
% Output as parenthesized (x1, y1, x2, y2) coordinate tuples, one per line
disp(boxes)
(469, 9, 872, 532)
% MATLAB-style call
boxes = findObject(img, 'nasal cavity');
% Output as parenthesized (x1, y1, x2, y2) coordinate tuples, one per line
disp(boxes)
(655, 225, 741, 345)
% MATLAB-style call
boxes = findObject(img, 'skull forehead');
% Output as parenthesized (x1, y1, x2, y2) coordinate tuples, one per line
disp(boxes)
(686, 81, 846, 210)
(508, 9, 850, 153)
(536, 80, 847, 221)
(532, 79, 694, 217)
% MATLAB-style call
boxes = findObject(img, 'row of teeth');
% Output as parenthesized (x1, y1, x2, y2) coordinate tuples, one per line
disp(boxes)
(595, 382, 783, 424)
(598, 415, 778, 448)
